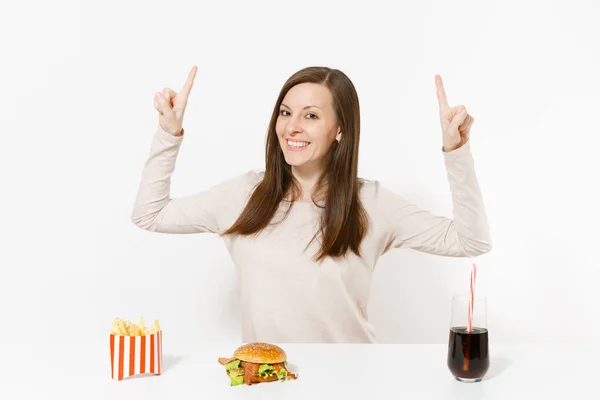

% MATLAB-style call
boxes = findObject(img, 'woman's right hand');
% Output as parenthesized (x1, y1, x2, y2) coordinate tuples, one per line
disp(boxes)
(154, 66, 198, 136)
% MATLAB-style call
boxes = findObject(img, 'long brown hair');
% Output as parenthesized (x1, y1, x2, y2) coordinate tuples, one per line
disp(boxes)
(221, 66, 369, 262)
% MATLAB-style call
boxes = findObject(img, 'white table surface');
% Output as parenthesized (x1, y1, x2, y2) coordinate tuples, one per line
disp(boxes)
(4, 339, 599, 399)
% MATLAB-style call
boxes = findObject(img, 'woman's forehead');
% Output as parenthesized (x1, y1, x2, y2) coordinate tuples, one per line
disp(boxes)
(282, 82, 332, 109)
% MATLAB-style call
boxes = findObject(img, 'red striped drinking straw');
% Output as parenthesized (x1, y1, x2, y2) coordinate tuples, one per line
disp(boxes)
(468, 263, 477, 333)
(464, 263, 477, 371)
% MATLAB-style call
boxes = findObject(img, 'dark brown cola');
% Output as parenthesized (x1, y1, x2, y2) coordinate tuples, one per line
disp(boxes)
(447, 326, 489, 381)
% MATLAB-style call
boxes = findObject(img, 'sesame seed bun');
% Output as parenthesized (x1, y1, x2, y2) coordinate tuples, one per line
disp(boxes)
(233, 342, 287, 364)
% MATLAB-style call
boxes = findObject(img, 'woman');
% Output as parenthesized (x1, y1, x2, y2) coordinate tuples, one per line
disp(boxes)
(131, 65, 492, 343)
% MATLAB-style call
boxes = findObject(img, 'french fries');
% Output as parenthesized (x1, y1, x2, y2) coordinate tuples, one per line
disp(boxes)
(111, 317, 160, 336)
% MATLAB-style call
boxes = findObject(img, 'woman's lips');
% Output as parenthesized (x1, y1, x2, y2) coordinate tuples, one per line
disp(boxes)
(286, 139, 311, 152)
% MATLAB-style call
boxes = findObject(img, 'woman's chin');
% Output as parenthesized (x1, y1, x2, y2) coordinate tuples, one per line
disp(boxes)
(283, 153, 306, 167)
(285, 159, 305, 167)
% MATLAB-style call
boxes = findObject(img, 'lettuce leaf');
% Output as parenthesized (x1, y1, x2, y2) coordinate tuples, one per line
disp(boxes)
(226, 366, 244, 386)
(224, 360, 244, 386)
(230, 374, 244, 386)
(257, 363, 289, 380)
(275, 367, 288, 380)
(224, 359, 240, 370)
(258, 364, 275, 375)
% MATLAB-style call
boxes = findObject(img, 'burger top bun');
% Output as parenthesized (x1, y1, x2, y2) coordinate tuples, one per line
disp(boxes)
(233, 342, 287, 364)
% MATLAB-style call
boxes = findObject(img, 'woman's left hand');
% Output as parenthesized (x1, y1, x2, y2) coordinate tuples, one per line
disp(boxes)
(435, 75, 474, 152)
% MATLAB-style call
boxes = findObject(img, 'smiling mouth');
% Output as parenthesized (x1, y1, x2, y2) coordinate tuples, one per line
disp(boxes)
(286, 139, 311, 149)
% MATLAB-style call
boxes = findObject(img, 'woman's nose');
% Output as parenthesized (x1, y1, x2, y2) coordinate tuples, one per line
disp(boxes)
(286, 115, 304, 135)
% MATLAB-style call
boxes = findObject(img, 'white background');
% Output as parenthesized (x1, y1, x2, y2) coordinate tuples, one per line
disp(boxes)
(1, 0, 598, 352)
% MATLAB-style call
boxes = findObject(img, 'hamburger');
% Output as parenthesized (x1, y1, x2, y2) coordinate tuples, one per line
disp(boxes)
(218, 342, 298, 386)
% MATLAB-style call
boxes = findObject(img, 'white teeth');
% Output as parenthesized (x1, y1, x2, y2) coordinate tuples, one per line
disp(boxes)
(288, 140, 309, 148)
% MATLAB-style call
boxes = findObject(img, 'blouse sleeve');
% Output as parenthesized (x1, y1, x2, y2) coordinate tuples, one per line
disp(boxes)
(376, 140, 492, 258)
(130, 124, 258, 234)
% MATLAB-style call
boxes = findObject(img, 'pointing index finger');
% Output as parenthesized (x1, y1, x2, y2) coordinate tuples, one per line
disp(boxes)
(180, 66, 198, 99)
(435, 74, 449, 110)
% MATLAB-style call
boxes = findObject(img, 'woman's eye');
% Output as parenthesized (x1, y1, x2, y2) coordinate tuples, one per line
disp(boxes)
(278, 110, 318, 119)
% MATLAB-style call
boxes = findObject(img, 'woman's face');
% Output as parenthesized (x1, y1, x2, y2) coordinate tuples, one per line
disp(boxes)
(275, 82, 341, 171)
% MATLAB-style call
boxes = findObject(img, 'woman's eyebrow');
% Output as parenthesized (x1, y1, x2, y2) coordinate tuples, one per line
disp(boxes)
(281, 103, 322, 110)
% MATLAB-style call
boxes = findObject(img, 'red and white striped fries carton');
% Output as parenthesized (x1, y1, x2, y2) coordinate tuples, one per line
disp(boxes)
(110, 330, 162, 380)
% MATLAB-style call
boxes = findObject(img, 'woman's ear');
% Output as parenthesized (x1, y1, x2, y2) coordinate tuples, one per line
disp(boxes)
(336, 129, 342, 142)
